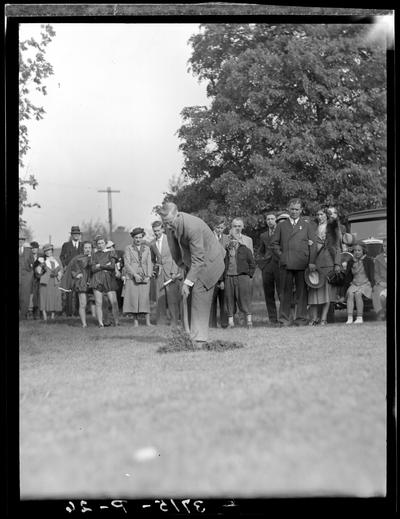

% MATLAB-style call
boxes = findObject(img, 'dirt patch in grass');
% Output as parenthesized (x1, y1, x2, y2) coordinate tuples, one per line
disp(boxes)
(157, 328, 245, 353)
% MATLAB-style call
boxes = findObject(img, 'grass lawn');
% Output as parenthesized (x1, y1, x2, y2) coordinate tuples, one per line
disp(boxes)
(19, 303, 386, 499)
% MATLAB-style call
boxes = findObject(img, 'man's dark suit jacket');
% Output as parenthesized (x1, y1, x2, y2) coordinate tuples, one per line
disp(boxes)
(271, 217, 317, 270)
(60, 240, 84, 267)
(258, 229, 279, 270)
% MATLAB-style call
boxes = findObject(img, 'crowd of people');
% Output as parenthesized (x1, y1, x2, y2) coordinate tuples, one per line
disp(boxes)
(19, 198, 387, 344)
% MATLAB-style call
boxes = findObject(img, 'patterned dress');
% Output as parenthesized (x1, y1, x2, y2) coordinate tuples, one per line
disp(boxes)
(346, 258, 372, 299)
(308, 223, 340, 305)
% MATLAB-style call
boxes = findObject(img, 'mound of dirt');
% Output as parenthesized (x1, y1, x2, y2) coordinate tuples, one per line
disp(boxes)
(157, 328, 244, 354)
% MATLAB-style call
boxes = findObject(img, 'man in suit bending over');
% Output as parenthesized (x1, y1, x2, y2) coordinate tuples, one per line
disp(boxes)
(158, 202, 225, 345)
(271, 198, 317, 326)
(150, 220, 182, 327)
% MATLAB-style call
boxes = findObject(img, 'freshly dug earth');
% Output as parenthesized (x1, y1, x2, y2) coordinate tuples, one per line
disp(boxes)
(158, 327, 244, 353)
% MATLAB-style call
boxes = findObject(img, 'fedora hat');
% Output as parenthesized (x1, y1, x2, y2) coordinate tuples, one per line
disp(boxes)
(276, 212, 290, 222)
(70, 225, 81, 234)
(304, 266, 326, 289)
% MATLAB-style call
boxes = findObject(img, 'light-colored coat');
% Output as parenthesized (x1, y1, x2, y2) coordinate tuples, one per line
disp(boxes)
(122, 244, 152, 314)
(150, 234, 180, 283)
(123, 244, 153, 279)
(166, 212, 225, 290)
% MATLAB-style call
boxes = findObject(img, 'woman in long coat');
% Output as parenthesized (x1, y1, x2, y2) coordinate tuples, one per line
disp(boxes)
(35, 243, 63, 321)
(307, 208, 342, 325)
(122, 227, 153, 326)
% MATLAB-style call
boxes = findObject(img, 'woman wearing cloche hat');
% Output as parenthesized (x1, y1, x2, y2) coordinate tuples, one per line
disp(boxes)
(35, 243, 63, 321)
(122, 227, 153, 326)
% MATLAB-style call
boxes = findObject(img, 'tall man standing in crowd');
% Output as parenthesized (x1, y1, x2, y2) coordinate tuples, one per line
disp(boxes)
(60, 225, 84, 316)
(19, 233, 35, 320)
(150, 220, 182, 327)
(209, 217, 229, 328)
(158, 202, 225, 345)
(272, 198, 317, 326)
(258, 213, 280, 324)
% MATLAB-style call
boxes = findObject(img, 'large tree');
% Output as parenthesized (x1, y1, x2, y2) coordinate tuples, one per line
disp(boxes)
(19, 24, 56, 228)
(171, 23, 387, 233)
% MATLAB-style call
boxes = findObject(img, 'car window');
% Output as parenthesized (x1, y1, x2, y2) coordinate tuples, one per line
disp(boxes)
(350, 219, 386, 241)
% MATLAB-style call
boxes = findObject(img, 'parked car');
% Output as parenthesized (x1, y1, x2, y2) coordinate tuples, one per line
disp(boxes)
(347, 207, 386, 258)
(335, 207, 387, 315)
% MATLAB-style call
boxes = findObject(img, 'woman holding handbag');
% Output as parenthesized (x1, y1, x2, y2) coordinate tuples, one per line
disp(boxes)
(307, 208, 342, 326)
(35, 243, 63, 321)
(122, 227, 153, 327)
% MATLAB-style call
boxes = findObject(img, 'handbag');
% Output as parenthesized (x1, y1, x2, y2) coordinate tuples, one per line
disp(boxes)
(326, 269, 345, 286)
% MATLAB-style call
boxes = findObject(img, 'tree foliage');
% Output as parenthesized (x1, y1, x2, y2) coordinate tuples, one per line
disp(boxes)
(170, 23, 387, 232)
(80, 219, 112, 242)
(19, 24, 56, 228)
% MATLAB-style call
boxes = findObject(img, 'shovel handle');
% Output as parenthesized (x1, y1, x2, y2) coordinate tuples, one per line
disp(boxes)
(182, 293, 190, 333)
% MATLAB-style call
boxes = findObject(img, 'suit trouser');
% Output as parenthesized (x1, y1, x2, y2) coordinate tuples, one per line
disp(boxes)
(156, 281, 181, 325)
(279, 268, 309, 325)
(19, 275, 32, 319)
(209, 284, 228, 327)
(187, 280, 215, 342)
(224, 275, 252, 317)
(261, 262, 280, 322)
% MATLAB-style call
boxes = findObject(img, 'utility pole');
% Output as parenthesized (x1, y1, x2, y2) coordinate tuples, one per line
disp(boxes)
(98, 186, 120, 240)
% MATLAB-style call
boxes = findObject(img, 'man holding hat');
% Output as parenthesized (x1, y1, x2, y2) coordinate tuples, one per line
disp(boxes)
(158, 202, 225, 345)
(60, 225, 84, 316)
(271, 198, 317, 326)
(19, 232, 35, 320)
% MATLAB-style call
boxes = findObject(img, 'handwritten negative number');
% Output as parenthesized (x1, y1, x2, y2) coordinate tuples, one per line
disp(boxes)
(155, 499, 205, 513)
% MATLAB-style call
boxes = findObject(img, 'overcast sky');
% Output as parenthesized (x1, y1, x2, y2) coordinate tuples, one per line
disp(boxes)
(20, 23, 209, 246)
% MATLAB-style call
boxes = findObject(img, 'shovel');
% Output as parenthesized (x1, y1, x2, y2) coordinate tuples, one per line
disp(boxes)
(182, 290, 190, 333)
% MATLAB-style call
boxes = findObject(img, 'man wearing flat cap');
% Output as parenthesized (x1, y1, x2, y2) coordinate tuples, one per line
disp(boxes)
(60, 225, 84, 316)
(19, 233, 35, 320)
(158, 202, 225, 345)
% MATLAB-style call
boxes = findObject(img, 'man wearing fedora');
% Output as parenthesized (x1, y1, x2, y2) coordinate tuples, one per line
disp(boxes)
(158, 202, 225, 345)
(60, 225, 84, 316)
(19, 232, 35, 320)
(271, 198, 317, 326)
